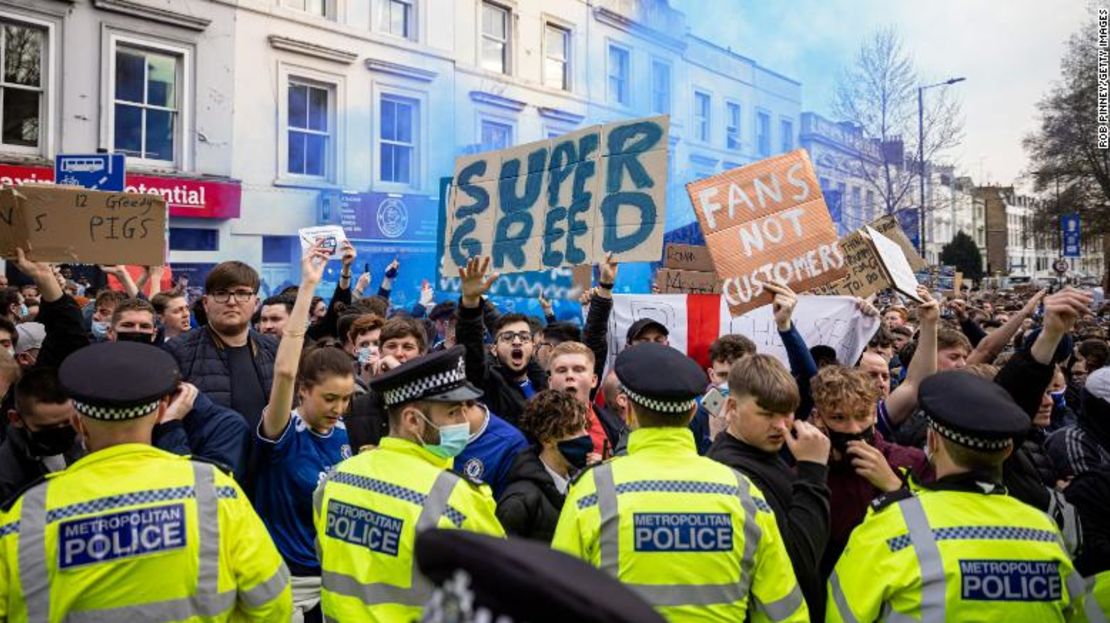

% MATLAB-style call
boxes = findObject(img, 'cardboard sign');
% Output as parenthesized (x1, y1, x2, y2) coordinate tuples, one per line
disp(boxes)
(298, 225, 348, 257)
(869, 214, 927, 271)
(443, 115, 670, 275)
(656, 268, 722, 294)
(864, 226, 922, 302)
(836, 229, 891, 298)
(687, 150, 847, 316)
(3, 185, 166, 265)
(664, 243, 716, 272)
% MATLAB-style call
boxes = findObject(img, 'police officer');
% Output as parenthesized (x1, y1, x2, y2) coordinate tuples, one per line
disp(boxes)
(552, 343, 808, 622)
(313, 346, 504, 622)
(828, 371, 1087, 622)
(0, 341, 291, 622)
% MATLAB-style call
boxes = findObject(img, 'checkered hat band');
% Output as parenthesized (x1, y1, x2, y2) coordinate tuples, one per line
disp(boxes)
(619, 384, 696, 414)
(382, 364, 467, 407)
(928, 418, 1011, 451)
(72, 399, 161, 421)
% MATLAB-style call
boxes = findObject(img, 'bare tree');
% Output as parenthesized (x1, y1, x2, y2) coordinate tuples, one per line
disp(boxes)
(831, 27, 964, 216)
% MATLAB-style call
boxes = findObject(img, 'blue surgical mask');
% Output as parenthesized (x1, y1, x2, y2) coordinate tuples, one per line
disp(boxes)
(91, 321, 109, 339)
(417, 411, 470, 458)
(556, 434, 593, 470)
(1050, 389, 1067, 410)
(18, 304, 28, 317)
(357, 347, 376, 365)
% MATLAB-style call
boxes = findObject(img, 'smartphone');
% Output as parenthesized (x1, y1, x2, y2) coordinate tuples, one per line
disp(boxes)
(363, 262, 370, 274)
(702, 387, 726, 417)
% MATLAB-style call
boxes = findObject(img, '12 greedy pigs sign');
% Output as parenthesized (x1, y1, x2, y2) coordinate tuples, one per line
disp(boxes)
(443, 115, 669, 274)
(686, 150, 847, 316)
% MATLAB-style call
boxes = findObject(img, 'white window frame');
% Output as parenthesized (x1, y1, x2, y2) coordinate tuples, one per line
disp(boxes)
(650, 57, 671, 115)
(285, 79, 333, 179)
(479, 1, 512, 75)
(282, 0, 336, 20)
(478, 116, 515, 151)
(756, 109, 772, 158)
(542, 21, 570, 92)
(693, 89, 711, 144)
(378, 92, 419, 187)
(607, 41, 631, 107)
(373, 82, 426, 192)
(276, 62, 344, 187)
(376, 0, 416, 41)
(780, 116, 794, 152)
(0, 11, 55, 158)
(105, 33, 191, 171)
(725, 100, 741, 151)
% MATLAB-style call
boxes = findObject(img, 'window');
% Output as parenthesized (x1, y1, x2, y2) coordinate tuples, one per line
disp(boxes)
(726, 102, 741, 150)
(286, 80, 331, 177)
(169, 227, 218, 251)
(114, 46, 179, 163)
(480, 119, 512, 151)
(851, 186, 862, 219)
(757, 111, 771, 157)
(780, 119, 793, 152)
(692, 91, 711, 143)
(543, 24, 569, 91)
(651, 60, 670, 114)
(480, 2, 509, 74)
(608, 45, 629, 106)
(380, 95, 417, 185)
(284, 0, 328, 17)
(866, 190, 875, 217)
(0, 21, 43, 151)
(379, 0, 413, 39)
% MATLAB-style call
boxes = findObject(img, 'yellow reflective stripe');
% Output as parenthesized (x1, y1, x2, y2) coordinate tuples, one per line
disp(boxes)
(897, 496, 946, 622)
(63, 590, 236, 623)
(732, 469, 762, 602)
(751, 584, 804, 620)
(322, 569, 429, 607)
(593, 463, 620, 578)
(240, 564, 291, 609)
(18, 482, 49, 622)
(828, 570, 859, 623)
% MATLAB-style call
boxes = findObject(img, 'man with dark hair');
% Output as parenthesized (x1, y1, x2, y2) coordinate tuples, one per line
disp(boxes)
(258, 294, 295, 338)
(380, 315, 428, 363)
(428, 301, 457, 351)
(89, 289, 125, 341)
(0, 367, 83, 502)
(706, 334, 757, 385)
(164, 260, 277, 433)
(109, 298, 158, 343)
(0, 317, 15, 355)
(533, 321, 582, 369)
(810, 345, 839, 368)
(1078, 337, 1110, 373)
(150, 290, 191, 343)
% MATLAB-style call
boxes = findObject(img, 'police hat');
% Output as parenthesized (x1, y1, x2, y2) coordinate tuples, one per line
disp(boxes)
(369, 346, 481, 407)
(919, 371, 1030, 450)
(615, 342, 705, 414)
(59, 342, 180, 421)
(416, 529, 666, 623)
(626, 318, 669, 344)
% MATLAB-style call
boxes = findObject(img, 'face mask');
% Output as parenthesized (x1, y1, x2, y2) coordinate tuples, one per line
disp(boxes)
(18, 304, 28, 317)
(23, 424, 77, 457)
(91, 321, 109, 339)
(1050, 389, 1067, 410)
(116, 331, 155, 344)
(416, 410, 470, 459)
(357, 347, 376, 365)
(557, 435, 593, 470)
(827, 426, 875, 454)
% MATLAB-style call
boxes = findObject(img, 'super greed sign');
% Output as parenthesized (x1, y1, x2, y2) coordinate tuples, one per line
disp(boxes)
(443, 115, 669, 274)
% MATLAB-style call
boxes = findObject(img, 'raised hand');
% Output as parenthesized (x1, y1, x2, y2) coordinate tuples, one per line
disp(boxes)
(301, 241, 331, 286)
(458, 256, 499, 308)
(916, 286, 939, 324)
(765, 281, 797, 332)
(339, 240, 356, 268)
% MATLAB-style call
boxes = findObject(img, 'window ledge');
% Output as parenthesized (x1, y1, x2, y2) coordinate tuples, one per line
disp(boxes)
(364, 58, 437, 82)
(469, 90, 527, 112)
(537, 107, 584, 125)
(269, 35, 357, 65)
(273, 177, 340, 191)
(92, 0, 212, 31)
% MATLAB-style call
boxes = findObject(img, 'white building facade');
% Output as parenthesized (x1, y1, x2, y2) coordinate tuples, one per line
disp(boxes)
(798, 112, 883, 236)
(923, 165, 986, 269)
(0, 0, 803, 301)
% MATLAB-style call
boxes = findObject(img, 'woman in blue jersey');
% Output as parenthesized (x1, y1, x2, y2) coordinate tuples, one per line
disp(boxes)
(253, 241, 356, 623)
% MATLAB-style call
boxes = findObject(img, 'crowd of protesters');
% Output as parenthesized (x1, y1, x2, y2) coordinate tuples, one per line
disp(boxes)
(0, 238, 1107, 622)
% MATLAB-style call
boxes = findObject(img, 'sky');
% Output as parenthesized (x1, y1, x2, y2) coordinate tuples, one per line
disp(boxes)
(671, 0, 1090, 191)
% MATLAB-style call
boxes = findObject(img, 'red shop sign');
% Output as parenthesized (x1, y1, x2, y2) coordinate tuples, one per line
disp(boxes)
(0, 163, 241, 219)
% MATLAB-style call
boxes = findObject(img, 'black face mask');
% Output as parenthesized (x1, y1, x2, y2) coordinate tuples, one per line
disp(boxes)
(827, 426, 875, 454)
(116, 331, 156, 344)
(22, 424, 77, 457)
(556, 435, 593, 470)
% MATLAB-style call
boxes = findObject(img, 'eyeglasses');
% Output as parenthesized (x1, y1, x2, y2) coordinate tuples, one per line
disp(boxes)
(209, 290, 256, 304)
(496, 331, 533, 344)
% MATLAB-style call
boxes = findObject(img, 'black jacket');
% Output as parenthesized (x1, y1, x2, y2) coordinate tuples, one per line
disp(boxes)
(163, 326, 278, 415)
(994, 350, 1057, 511)
(307, 281, 351, 342)
(582, 293, 612, 400)
(1065, 464, 1110, 576)
(346, 390, 389, 451)
(707, 432, 830, 621)
(496, 448, 565, 542)
(34, 293, 90, 371)
(0, 426, 84, 505)
(457, 299, 547, 427)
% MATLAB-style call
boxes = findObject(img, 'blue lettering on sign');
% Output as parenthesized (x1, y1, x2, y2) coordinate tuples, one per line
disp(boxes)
(632, 513, 733, 552)
(58, 503, 187, 569)
(493, 148, 547, 269)
(959, 559, 1062, 602)
(599, 122, 663, 254)
(325, 500, 403, 557)
(449, 159, 491, 268)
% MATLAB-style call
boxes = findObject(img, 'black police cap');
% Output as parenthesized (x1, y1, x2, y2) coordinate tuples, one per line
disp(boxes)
(369, 345, 481, 407)
(416, 529, 666, 623)
(919, 371, 1030, 450)
(615, 342, 705, 413)
(626, 318, 668, 343)
(59, 342, 179, 421)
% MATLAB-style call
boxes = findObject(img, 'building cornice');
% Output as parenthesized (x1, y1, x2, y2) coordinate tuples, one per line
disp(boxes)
(364, 58, 438, 81)
(269, 35, 358, 64)
(537, 107, 584, 125)
(469, 91, 527, 112)
(92, 0, 212, 31)
(593, 7, 686, 53)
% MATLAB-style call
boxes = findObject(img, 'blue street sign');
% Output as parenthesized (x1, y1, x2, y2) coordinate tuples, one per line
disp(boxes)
(54, 154, 125, 191)
(1061, 213, 1081, 258)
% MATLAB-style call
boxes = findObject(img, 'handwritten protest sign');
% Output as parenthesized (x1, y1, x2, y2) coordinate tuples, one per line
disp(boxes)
(865, 226, 922, 302)
(869, 214, 927, 271)
(687, 150, 847, 316)
(835, 228, 890, 298)
(600, 293, 879, 373)
(665, 243, 716, 272)
(1, 185, 166, 265)
(656, 268, 722, 294)
(443, 115, 669, 275)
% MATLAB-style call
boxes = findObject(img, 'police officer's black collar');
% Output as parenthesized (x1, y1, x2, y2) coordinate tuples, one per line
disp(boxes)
(920, 469, 1006, 495)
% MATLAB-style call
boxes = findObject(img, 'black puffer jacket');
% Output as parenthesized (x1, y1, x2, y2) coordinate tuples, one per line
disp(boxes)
(163, 326, 277, 412)
(496, 449, 565, 542)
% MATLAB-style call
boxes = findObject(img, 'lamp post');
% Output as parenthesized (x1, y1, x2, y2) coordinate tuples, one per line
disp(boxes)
(918, 76, 965, 260)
